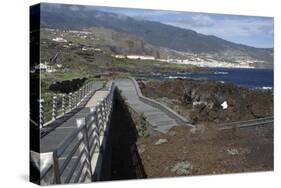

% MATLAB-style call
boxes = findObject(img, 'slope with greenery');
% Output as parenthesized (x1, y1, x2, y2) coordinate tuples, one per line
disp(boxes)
(40, 3, 273, 65)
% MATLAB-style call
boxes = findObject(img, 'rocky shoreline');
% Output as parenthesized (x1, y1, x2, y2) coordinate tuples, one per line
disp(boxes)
(138, 78, 273, 125)
(136, 78, 273, 177)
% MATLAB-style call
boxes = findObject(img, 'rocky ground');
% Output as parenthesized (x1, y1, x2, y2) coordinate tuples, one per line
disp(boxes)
(136, 125, 273, 178)
(136, 78, 273, 178)
(139, 79, 273, 125)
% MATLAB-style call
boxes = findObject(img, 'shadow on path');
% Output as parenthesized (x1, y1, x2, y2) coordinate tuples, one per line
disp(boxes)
(109, 90, 146, 180)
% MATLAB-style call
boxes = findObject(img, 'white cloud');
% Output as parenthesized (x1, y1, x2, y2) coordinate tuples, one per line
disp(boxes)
(168, 14, 215, 28)
(165, 16, 273, 37)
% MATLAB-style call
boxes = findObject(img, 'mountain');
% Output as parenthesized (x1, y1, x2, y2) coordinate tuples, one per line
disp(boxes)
(40, 3, 273, 66)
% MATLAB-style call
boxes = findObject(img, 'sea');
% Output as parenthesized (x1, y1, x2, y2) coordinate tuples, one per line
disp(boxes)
(140, 67, 274, 90)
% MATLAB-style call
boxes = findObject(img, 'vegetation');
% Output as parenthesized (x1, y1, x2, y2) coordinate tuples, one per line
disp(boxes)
(137, 112, 149, 137)
(41, 3, 273, 64)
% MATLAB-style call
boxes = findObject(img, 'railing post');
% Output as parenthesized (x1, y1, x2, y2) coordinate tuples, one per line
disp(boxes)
(102, 101, 106, 128)
(62, 94, 65, 114)
(75, 91, 78, 107)
(52, 95, 57, 121)
(30, 151, 55, 185)
(73, 92, 76, 108)
(104, 98, 108, 122)
(81, 88, 83, 101)
(81, 87, 84, 100)
(98, 102, 105, 136)
(90, 107, 101, 151)
(52, 150, 61, 184)
(76, 90, 79, 104)
(76, 118, 93, 179)
(83, 85, 86, 98)
(93, 107, 102, 153)
(39, 99, 44, 128)
(96, 103, 101, 136)
(69, 92, 72, 110)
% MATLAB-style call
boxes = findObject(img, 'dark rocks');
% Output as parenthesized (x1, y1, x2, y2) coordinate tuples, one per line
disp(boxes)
(171, 161, 193, 175)
(140, 79, 273, 124)
(183, 81, 229, 112)
(138, 81, 146, 91)
(49, 77, 87, 93)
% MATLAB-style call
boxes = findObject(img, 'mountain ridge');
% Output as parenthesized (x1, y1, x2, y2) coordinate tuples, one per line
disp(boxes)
(40, 3, 273, 67)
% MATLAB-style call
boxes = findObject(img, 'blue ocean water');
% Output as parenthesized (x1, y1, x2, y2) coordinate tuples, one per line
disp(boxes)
(144, 68, 274, 90)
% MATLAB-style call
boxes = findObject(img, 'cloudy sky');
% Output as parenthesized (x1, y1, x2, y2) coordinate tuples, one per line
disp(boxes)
(94, 6, 274, 48)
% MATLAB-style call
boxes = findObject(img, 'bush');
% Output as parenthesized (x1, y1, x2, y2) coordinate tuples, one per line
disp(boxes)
(137, 112, 149, 137)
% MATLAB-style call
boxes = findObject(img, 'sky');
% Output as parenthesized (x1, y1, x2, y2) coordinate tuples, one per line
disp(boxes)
(93, 6, 274, 48)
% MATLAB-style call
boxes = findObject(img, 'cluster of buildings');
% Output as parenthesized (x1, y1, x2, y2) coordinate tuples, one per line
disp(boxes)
(52, 37, 67, 43)
(112, 54, 156, 60)
(44, 28, 262, 69)
(166, 57, 257, 68)
(33, 62, 63, 73)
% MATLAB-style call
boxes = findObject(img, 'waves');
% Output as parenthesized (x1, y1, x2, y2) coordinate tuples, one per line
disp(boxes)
(144, 68, 273, 91)
(214, 71, 229, 75)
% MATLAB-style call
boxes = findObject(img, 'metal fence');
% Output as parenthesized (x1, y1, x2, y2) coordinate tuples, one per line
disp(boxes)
(39, 81, 100, 127)
(32, 82, 115, 185)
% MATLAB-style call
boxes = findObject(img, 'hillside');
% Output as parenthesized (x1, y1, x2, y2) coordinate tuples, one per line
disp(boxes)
(40, 3, 273, 67)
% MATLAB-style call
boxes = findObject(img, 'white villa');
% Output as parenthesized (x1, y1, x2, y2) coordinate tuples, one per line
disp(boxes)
(113, 54, 156, 60)
(127, 55, 155, 60)
(35, 62, 58, 73)
(52, 37, 67, 43)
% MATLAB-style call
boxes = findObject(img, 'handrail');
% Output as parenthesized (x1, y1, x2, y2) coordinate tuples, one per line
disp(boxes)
(39, 81, 100, 128)
(219, 116, 274, 130)
(129, 77, 195, 128)
(32, 81, 116, 185)
(219, 116, 273, 127)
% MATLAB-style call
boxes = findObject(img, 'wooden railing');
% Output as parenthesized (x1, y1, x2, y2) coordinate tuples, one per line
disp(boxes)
(31, 82, 115, 185)
(39, 81, 101, 127)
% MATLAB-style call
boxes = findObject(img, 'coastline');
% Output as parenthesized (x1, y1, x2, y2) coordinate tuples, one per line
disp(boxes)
(138, 78, 273, 125)
(135, 67, 273, 91)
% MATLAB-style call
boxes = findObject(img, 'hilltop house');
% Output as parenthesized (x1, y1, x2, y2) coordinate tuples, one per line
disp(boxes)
(113, 54, 155, 60)
(52, 37, 67, 43)
(35, 62, 57, 73)
(127, 55, 155, 60)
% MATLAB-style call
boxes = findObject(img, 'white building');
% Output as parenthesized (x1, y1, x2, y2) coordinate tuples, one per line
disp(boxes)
(35, 63, 48, 71)
(126, 55, 155, 60)
(113, 55, 126, 59)
(35, 62, 57, 72)
(52, 37, 67, 43)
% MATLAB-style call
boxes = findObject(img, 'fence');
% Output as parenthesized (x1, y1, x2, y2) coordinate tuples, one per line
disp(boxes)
(219, 116, 274, 130)
(39, 81, 101, 128)
(31, 82, 115, 185)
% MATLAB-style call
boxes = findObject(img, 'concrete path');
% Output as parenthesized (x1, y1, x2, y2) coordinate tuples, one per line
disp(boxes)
(114, 78, 178, 133)
(40, 82, 115, 183)
(86, 91, 109, 107)
(40, 82, 103, 153)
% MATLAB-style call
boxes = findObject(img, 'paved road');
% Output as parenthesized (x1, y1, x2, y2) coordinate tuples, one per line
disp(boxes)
(114, 78, 178, 133)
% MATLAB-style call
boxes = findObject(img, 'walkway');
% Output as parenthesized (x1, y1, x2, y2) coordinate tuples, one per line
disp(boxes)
(114, 78, 178, 133)
(40, 82, 103, 153)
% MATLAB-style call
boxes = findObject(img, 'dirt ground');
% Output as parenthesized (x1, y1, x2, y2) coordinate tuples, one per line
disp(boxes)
(136, 125, 273, 178)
